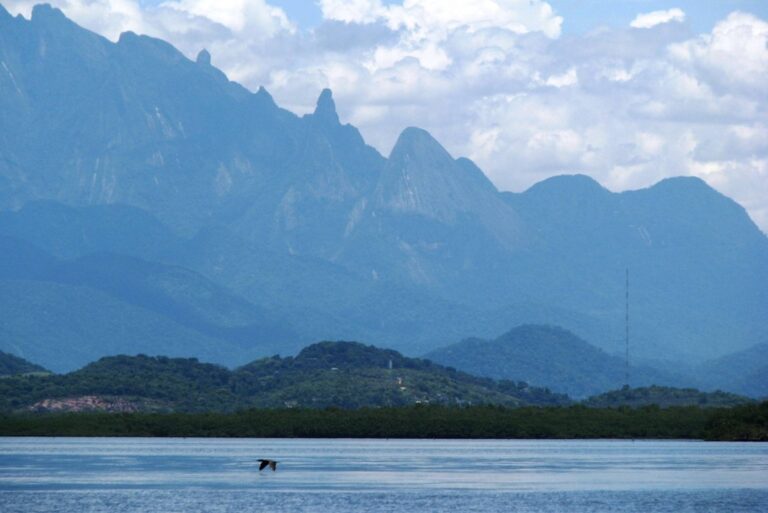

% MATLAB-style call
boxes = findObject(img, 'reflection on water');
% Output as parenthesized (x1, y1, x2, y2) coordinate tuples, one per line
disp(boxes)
(1, 438, 766, 512)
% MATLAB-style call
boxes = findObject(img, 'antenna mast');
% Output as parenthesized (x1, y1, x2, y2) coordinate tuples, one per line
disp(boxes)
(625, 268, 630, 387)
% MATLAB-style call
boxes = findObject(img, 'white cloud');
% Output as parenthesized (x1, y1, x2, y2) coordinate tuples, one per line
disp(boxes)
(630, 8, 685, 29)
(3, 0, 294, 62)
(3, 1, 768, 232)
(321, 0, 562, 38)
(669, 11, 768, 93)
(543, 67, 578, 88)
(5, 0, 299, 88)
(319, 0, 384, 24)
(5, 0, 151, 38)
(319, 0, 563, 72)
(163, 0, 293, 36)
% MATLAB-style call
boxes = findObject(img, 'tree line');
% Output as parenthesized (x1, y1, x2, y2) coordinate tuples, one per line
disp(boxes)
(1, 401, 765, 441)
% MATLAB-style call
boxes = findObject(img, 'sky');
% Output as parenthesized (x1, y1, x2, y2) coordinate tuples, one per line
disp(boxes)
(5, 0, 768, 232)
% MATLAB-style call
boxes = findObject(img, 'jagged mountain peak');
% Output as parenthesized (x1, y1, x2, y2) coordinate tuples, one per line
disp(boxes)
(378, 126, 505, 219)
(377, 127, 470, 219)
(1, 4, 766, 375)
(196, 48, 211, 66)
(117, 30, 187, 63)
(117, 30, 137, 43)
(31, 3, 67, 23)
(372, 125, 524, 254)
(23, 3, 86, 36)
(386, 128, 506, 199)
(397, 126, 432, 141)
(254, 85, 277, 106)
(313, 87, 339, 124)
(389, 126, 450, 162)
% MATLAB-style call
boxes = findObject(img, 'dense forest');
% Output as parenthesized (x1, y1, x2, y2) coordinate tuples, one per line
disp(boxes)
(584, 385, 752, 408)
(0, 351, 49, 377)
(1, 402, 766, 441)
(3, 342, 755, 416)
(0, 342, 569, 413)
(1, 342, 764, 441)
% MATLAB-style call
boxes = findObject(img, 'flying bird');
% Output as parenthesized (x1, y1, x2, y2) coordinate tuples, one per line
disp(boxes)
(258, 459, 278, 471)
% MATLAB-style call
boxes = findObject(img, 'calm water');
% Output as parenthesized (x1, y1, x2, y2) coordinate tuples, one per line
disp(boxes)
(1, 437, 766, 512)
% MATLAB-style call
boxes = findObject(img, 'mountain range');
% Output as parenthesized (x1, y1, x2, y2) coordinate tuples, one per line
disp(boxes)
(424, 325, 768, 398)
(1, 5, 767, 394)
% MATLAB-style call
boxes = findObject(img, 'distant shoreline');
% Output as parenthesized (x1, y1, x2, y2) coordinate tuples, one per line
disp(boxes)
(1, 403, 765, 441)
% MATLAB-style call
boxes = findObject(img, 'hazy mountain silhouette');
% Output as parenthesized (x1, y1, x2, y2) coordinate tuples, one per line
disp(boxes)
(1, 6, 767, 387)
(0, 235, 296, 371)
(696, 343, 768, 398)
(425, 325, 687, 398)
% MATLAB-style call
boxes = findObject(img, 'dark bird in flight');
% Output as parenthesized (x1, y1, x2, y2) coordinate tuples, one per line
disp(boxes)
(258, 459, 278, 471)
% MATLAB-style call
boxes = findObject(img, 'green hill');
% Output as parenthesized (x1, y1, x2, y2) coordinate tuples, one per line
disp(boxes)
(583, 386, 752, 408)
(0, 342, 570, 413)
(0, 351, 48, 377)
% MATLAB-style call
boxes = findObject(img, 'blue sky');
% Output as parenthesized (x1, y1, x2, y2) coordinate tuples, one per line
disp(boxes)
(131, 1, 768, 34)
(551, 0, 768, 33)
(267, 0, 768, 35)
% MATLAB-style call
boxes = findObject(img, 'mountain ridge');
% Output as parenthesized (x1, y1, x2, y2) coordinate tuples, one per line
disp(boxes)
(0, 341, 571, 412)
(0, 234, 298, 371)
(425, 325, 688, 398)
(0, 6, 766, 372)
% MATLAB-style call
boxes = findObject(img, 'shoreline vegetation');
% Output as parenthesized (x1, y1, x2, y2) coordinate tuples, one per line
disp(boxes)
(1, 402, 766, 441)
(1, 348, 764, 441)
(0, 347, 754, 415)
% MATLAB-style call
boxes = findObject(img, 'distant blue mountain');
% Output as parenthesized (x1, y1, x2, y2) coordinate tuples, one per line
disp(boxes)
(1, 5, 767, 381)
(425, 325, 687, 398)
(504, 174, 768, 360)
(696, 343, 768, 398)
(0, 235, 297, 371)
(0, 200, 179, 259)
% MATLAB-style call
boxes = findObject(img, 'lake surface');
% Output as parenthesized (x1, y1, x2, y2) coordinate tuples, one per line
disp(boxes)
(1, 437, 766, 512)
